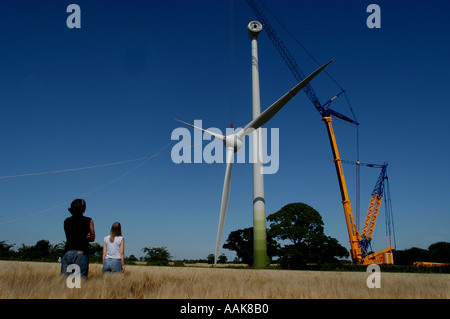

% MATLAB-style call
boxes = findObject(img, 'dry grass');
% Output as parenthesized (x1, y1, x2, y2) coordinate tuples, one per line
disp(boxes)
(0, 260, 448, 299)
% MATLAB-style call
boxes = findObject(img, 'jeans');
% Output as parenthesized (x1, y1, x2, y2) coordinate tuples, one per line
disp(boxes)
(103, 258, 122, 274)
(61, 250, 89, 279)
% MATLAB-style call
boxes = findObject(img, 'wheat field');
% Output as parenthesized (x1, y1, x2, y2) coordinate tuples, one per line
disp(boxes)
(0, 260, 448, 299)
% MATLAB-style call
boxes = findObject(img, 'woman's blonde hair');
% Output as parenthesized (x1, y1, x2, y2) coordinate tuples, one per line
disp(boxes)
(109, 222, 122, 243)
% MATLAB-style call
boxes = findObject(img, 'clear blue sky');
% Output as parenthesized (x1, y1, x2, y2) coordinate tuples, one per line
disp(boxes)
(0, 0, 449, 261)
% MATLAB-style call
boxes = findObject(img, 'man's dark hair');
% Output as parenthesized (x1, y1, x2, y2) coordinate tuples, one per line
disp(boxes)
(68, 198, 86, 216)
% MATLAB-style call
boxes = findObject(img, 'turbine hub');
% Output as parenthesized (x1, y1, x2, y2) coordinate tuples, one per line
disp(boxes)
(224, 134, 243, 153)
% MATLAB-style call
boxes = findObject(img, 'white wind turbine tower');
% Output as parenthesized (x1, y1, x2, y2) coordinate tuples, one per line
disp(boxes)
(248, 21, 267, 269)
(176, 22, 332, 267)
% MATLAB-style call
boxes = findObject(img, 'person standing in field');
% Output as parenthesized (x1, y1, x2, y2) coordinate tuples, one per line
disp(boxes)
(102, 222, 125, 274)
(61, 198, 96, 280)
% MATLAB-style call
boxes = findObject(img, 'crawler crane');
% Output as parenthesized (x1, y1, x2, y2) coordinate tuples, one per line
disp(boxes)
(247, 0, 395, 264)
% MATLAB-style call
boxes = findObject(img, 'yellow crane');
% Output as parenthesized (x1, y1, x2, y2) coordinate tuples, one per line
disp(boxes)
(323, 116, 394, 265)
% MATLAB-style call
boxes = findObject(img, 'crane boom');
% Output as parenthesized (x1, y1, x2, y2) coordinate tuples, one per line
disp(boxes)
(322, 116, 362, 262)
(360, 164, 387, 253)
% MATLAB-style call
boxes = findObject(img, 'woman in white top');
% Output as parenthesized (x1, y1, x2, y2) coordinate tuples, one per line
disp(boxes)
(102, 222, 125, 273)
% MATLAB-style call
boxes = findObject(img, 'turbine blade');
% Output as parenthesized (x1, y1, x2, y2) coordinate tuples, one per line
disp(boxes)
(174, 119, 225, 141)
(214, 147, 234, 266)
(237, 60, 333, 138)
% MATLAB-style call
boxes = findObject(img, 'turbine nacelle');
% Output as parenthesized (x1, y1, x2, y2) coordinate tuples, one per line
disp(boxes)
(248, 21, 263, 39)
(224, 134, 243, 153)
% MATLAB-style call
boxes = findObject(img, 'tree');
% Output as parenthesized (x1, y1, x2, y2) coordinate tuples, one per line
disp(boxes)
(126, 254, 139, 265)
(34, 239, 52, 260)
(223, 228, 253, 265)
(89, 242, 103, 263)
(428, 242, 450, 263)
(267, 202, 348, 269)
(16, 244, 32, 261)
(0, 240, 15, 259)
(394, 247, 430, 265)
(218, 254, 227, 264)
(207, 254, 215, 264)
(142, 246, 172, 266)
(223, 227, 280, 266)
(394, 242, 450, 265)
(49, 242, 65, 261)
(317, 236, 349, 264)
(268, 203, 324, 246)
(17, 240, 52, 261)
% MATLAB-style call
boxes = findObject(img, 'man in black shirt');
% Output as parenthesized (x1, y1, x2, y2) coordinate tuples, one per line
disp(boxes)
(61, 199, 95, 280)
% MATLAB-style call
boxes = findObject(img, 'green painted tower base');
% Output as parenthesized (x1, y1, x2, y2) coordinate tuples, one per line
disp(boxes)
(253, 209, 267, 268)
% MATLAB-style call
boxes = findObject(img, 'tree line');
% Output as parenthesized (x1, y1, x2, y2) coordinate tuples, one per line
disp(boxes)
(0, 240, 178, 266)
(1, 202, 449, 270)
(220, 202, 450, 269)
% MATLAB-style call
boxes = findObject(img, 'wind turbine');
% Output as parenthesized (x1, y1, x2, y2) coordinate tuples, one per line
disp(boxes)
(176, 42, 332, 268)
